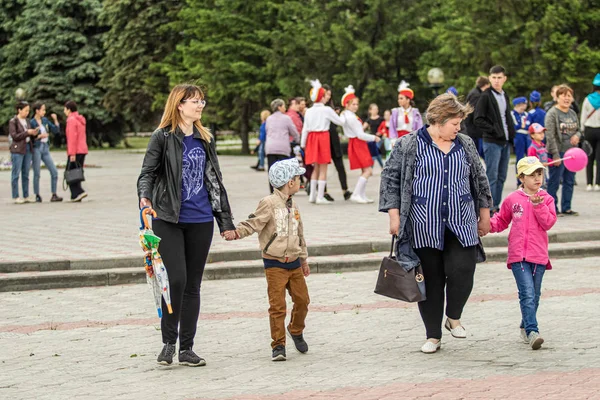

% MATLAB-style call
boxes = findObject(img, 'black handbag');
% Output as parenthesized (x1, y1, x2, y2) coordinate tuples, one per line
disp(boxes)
(374, 235, 426, 303)
(63, 159, 85, 189)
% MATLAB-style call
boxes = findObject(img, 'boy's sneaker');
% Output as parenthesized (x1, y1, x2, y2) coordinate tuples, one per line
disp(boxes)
(272, 345, 286, 361)
(528, 331, 544, 350)
(157, 343, 176, 365)
(287, 329, 308, 353)
(520, 328, 528, 344)
(178, 349, 206, 367)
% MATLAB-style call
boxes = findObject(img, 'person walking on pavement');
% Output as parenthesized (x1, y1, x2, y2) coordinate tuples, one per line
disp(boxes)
(137, 84, 236, 367)
(9, 101, 38, 204)
(64, 101, 88, 202)
(389, 81, 423, 143)
(30, 103, 62, 202)
(581, 74, 600, 192)
(265, 99, 300, 193)
(323, 85, 351, 202)
(251, 110, 269, 172)
(545, 84, 581, 216)
(380, 93, 492, 354)
(363, 103, 385, 169)
(527, 90, 546, 127)
(474, 65, 516, 214)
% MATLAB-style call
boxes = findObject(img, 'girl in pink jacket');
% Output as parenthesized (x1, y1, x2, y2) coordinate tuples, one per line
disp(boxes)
(490, 156, 557, 351)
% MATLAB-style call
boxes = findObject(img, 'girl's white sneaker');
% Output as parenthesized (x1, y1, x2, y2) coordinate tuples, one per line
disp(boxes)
(350, 194, 368, 204)
(587, 184, 593, 191)
(421, 340, 441, 354)
(595, 184, 600, 192)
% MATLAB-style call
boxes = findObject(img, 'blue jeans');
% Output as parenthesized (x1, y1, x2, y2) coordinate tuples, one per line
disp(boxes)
(511, 261, 546, 335)
(10, 147, 32, 199)
(483, 141, 510, 211)
(33, 142, 59, 194)
(514, 133, 531, 185)
(547, 152, 575, 213)
(258, 142, 265, 168)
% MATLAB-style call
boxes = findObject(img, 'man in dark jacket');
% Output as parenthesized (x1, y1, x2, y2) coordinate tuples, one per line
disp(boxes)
(474, 65, 516, 213)
(464, 76, 490, 157)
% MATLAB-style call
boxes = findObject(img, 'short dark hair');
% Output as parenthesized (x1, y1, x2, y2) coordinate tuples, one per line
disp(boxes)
(297, 97, 306, 103)
(476, 76, 490, 88)
(32, 102, 44, 113)
(64, 101, 78, 112)
(15, 101, 29, 112)
(489, 65, 506, 75)
(288, 97, 297, 107)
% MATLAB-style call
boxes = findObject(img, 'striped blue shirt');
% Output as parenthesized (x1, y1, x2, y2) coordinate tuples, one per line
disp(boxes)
(409, 127, 479, 250)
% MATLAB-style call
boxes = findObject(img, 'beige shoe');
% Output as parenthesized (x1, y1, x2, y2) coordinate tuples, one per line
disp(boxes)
(14, 197, 25, 204)
(444, 318, 467, 338)
(24, 196, 36, 203)
(421, 340, 441, 354)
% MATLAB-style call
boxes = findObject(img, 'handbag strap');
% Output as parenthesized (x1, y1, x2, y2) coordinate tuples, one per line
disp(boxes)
(389, 235, 397, 258)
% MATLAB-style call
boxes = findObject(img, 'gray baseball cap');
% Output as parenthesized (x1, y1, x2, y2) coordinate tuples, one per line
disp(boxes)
(268, 158, 306, 188)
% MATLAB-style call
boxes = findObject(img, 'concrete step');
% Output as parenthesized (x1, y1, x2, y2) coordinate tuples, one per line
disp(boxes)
(2, 229, 600, 274)
(2, 240, 600, 292)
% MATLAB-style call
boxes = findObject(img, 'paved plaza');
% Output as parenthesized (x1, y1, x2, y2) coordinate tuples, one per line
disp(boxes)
(1, 256, 599, 399)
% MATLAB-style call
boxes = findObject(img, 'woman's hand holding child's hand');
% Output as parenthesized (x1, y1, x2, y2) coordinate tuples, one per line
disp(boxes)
(223, 230, 239, 241)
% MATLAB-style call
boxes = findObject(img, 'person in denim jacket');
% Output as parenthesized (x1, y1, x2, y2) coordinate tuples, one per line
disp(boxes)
(30, 103, 62, 202)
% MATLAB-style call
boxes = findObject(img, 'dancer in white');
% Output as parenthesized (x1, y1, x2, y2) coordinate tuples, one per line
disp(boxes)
(301, 79, 346, 204)
(340, 86, 380, 203)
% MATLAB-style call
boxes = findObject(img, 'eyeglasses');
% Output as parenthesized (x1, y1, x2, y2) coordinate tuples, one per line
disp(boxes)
(182, 99, 206, 107)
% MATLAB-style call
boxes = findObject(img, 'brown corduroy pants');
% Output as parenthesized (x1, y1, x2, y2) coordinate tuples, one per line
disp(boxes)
(264, 267, 310, 348)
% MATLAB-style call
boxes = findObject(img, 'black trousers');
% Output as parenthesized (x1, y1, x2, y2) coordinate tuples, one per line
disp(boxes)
(153, 219, 214, 350)
(414, 229, 477, 339)
(67, 154, 86, 199)
(585, 127, 600, 185)
(267, 154, 291, 193)
(331, 156, 348, 191)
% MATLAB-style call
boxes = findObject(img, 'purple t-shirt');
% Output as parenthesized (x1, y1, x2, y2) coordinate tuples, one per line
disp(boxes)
(178, 135, 213, 223)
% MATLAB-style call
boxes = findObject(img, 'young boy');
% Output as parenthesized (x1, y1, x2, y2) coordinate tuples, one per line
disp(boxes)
(512, 97, 531, 165)
(224, 158, 310, 361)
(527, 123, 551, 188)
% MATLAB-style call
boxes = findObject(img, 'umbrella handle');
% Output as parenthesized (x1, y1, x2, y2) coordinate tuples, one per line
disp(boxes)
(140, 206, 157, 230)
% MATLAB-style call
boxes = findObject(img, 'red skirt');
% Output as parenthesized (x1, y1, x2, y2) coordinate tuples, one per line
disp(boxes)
(305, 131, 331, 165)
(397, 130, 410, 138)
(348, 138, 373, 170)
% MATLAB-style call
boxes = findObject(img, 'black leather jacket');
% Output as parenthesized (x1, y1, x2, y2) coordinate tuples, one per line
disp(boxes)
(137, 126, 235, 232)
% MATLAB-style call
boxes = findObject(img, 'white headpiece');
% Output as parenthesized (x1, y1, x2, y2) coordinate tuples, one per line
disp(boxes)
(309, 79, 323, 102)
(397, 80, 410, 92)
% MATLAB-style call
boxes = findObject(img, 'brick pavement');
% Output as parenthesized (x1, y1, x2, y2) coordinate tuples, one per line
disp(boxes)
(1, 257, 599, 399)
(1, 150, 599, 264)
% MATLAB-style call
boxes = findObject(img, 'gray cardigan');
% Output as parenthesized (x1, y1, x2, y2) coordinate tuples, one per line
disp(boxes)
(378, 129, 493, 266)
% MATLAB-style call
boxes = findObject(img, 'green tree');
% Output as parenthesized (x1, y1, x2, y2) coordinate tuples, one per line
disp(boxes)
(99, 0, 181, 132)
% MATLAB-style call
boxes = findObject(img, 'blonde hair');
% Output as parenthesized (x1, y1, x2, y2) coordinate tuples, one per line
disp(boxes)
(159, 84, 212, 142)
(260, 109, 271, 123)
(426, 93, 473, 126)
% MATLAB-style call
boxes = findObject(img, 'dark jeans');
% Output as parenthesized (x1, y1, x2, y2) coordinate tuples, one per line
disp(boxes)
(585, 127, 600, 185)
(332, 156, 348, 191)
(511, 261, 546, 336)
(514, 133, 531, 186)
(483, 141, 510, 211)
(67, 154, 86, 199)
(414, 229, 477, 340)
(153, 219, 214, 350)
(547, 152, 576, 212)
(267, 154, 291, 193)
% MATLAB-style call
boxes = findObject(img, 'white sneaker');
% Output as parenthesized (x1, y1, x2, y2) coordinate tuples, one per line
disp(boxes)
(309, 198, 316, 203)
(350, 194, 368, 204)
(528, 331, 544, 350)
(24, 196, 36, 203)
(520, 328, 528, 344)
(444, 318, 467, 338)
(14, 197, 25, 204)
(362, 197, 375, 203)
(71, 192, 88, 202)
(587, 184, 593, 192)
(421, 340, 441, 354)
(595, 184, 600, 192)
(315, 197, 333, 205)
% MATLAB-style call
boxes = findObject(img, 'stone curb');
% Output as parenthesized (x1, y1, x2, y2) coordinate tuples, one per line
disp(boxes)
(2, 229, 599, 274)
(2, 242, 600, 292)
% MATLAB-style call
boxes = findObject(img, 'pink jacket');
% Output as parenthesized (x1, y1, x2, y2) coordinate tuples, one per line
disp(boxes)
(66, 112, 88, 156)
(490, 189, 557, 269)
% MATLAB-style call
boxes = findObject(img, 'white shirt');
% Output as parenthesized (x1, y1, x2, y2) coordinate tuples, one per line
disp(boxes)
(395, 107, 413, 132)
(38, 122, 49, 143)
(581, 96, 600, 128)
(300, 103, 345, 148)
(492, 89, 510, 140)
(18, 118, 30, 143)
(341, 110, 376, 142)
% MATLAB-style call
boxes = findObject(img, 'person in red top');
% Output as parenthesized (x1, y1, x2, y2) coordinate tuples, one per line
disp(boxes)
(64, 101, 88, 202)
(286, 98, 303, 137)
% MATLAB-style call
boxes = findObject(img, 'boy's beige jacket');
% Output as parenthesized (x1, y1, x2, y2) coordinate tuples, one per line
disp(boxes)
(236, 189, 308, 263)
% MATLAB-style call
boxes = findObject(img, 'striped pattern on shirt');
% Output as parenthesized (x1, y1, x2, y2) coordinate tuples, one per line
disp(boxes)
(409, 128, 479, 250)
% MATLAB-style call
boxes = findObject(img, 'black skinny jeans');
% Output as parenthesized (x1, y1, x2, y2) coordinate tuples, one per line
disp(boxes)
(414, 228, 477, 340)
(67, 154, 86, 199)
(585, 127, 600, 185)
(153, 219, 214, 350)
(267, 154, 291, 193)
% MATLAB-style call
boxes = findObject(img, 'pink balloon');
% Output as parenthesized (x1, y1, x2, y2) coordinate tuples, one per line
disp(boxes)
(563, 147, 588, 172)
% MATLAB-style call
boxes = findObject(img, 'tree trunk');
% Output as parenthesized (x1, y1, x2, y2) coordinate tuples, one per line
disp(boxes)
(240, 102, 250, 154)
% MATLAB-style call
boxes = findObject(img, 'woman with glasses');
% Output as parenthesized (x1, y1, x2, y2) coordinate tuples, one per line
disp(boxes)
(137, 84, 235, 367)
